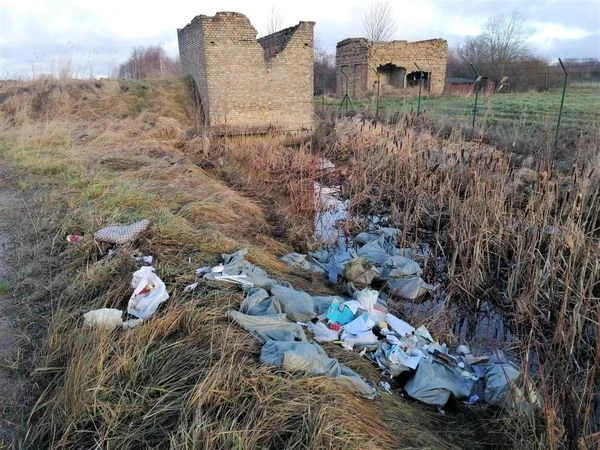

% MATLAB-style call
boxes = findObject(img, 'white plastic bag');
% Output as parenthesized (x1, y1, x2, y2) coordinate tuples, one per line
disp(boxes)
(307, 321, 339, 342)
(83, 308, 123, 330)
(355, 288, 378, 313)
(128, 266, 169, 319)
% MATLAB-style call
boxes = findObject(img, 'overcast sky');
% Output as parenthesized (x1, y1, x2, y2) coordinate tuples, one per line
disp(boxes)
(1, 0, 599, 78)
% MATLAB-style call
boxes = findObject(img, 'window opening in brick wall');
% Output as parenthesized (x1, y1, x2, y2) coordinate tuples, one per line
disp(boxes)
(377, 64, 406, 88)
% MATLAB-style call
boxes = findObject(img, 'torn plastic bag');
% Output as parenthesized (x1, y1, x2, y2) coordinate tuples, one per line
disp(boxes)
(342, 257, 379, 285)
(127, 266, 169, 319)
(227, 310, 307, 343)
(240, 288, 274, 316)
(482, 362, 539, 412)
(312, 295, 344, 317)
(387, 275, 434, 300)
(355, 288, 378, 313)
(379, 255, 422, 279)
(259, 340, 375, 398)
(280, 253, 326, 274)
(354, 227, 400, 246)
(83, 308, 123, 330)
(94, 219, 150, 244)
(270, 284, 317, 322)
(374, 341, 421, 376)
(309, 248, 354, 283)
(204, 249, 278, 290)
(307, 321, 339, 342)
(404, 358, 476, 406)
(340, 330, 378, 350)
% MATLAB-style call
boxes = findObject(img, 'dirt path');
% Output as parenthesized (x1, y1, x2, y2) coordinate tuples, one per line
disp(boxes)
(0, 169, 29, 449)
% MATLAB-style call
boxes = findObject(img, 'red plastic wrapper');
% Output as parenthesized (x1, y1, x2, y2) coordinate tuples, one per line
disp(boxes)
(66, 234, 84, 243)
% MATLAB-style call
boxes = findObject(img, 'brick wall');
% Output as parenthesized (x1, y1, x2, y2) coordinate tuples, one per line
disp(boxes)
(178, 12, 315, 133)
(336, 38, 448, 98)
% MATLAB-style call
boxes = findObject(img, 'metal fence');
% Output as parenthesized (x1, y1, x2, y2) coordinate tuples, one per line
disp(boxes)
(324, 58, 600, 147)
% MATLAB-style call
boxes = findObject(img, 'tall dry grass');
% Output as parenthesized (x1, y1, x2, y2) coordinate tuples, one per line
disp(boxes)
(318, 115, 600, 448)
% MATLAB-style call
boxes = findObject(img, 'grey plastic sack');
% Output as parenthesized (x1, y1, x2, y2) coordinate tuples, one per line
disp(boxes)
(259, 340, 376, 398)
(226, 310, 307, 343)
(270, 284, 316, 322)
(404, 358, 475, 406)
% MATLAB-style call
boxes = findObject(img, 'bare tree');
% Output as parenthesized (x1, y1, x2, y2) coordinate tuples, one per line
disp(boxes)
(264, 7, 284, 35)
(118, 45, 180, 79)
(361, 0, 397, 43)
(457, 10, 533, 83)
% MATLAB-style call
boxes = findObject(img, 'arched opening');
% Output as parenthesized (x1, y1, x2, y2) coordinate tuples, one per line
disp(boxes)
(377, 63, 406, 89)
(406, 71, 431, 90)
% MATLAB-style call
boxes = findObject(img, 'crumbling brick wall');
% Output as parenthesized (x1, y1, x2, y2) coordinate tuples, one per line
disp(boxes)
(178, 12, 315, 133)
(336, 38, 448, 98)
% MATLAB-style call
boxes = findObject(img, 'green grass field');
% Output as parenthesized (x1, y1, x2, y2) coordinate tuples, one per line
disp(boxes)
(323, 87, 600, 134)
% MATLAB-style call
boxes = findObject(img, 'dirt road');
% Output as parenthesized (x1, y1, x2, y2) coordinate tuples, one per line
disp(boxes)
(0, 168, 29, 448)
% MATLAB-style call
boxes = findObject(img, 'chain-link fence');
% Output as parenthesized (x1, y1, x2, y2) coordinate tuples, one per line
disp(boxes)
(321, 58, 600, 149)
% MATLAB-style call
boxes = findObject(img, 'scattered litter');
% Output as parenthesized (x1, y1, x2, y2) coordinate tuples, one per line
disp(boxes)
(133, 255, 153, 264)
(209, 229, 533, 409)
(380, 381, 392, 393)
(183, 282, 198, 293)
(83, 308, 123, 329)
(122, 318, 144, 329)
(128, 266, 169, 319)
(195, 266, 211, 277)
(94, 219, 150, 244)
(66, 234, 84, 243)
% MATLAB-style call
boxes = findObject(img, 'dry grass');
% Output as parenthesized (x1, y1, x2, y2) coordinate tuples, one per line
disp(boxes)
(320, 116, 600, 448)
(0, 78, 500, 449)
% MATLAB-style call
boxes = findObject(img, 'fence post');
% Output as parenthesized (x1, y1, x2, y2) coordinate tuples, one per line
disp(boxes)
(372, 68, 380, 117)
(554, 58, 568, 147)
(469, 63, 481, 128)
(414, 62, 423, 117)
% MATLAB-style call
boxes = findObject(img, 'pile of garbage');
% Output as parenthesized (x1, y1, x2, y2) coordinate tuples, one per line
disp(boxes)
(194, 241, 538, 412)
(79, 220, 537, 411)
(281, 227, 436, 300)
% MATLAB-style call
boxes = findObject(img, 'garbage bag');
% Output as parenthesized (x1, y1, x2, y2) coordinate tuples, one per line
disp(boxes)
(270, 284, 317, 322)
(354, 227, 400, 245)
(374, 341, 422, 376)
(83, 308, 123, 330)
(207, 248, 278, 290)
(387, 275, 434, 300)
(259, 340, 375, 398)
(312, 295, 344, 316)
(380, 255, 422, 279)
(357, 238, 398, 266)
(343, 257, 379, 285)
(94, 219, 150, 244)
(240, 288, 274, 316)
(307, 321, 339, 342)
(227, 310, 307, 343)
(404, 358, 476, 406)
(280, 252, 326, 274)
(482, 362, 540, 413)
(355, 288, 378, 313)
(309, 248, 354, 283)
(127, 266, 169, 319)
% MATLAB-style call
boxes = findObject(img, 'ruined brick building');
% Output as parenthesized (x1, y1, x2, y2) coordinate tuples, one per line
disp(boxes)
(336, 38, 448, 98)
(178, 12, 315, 133)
